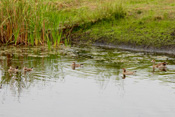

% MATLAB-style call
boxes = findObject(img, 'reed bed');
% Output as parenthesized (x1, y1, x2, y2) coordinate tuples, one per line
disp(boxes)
(0, 0, 125, 46)
(0, 0, 63, 46)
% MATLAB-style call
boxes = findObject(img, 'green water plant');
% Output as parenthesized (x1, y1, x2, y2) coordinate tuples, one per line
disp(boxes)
(0, 0, 63, 46)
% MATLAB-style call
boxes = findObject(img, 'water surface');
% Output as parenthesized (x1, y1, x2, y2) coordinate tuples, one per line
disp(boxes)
(0, 45, 175, 117)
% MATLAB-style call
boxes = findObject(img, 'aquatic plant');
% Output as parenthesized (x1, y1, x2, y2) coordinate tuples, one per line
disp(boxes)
(0, 0, 63, 46)
(0, 0, 126, 46)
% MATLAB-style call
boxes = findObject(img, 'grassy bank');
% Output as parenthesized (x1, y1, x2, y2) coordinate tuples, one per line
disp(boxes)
(0, 0, 125, 46)
(68, 0, 175, 48)
(1, 0, 175, 48)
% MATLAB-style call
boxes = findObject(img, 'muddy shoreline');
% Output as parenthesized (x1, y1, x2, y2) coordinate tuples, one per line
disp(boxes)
(71, 30, 175, 56)
(92, 42, 175, 56)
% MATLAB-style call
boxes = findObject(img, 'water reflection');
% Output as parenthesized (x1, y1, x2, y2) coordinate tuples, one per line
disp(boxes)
(0, 46, 175, 92)
(0, 46, 66, 99)
(1, 46, 175, 117)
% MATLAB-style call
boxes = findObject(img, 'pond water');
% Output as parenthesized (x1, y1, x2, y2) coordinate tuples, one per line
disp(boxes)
(0, 45, 175, 117)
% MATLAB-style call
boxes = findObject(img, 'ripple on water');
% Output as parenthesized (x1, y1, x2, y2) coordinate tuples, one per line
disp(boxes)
(0, 46, 175, 117)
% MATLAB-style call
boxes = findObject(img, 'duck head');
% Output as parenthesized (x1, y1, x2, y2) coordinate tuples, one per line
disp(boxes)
(162, 62, 167, 66)
(151, 60, 155, 63)
(72, 62, 76, 65)
(122, 68, 126, 72)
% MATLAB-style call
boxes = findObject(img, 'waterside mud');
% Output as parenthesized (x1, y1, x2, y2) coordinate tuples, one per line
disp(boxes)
(93, 42, 175, 56)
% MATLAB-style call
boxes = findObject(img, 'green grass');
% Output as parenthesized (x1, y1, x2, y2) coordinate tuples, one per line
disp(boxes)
(1, 0, 175, 47)
(86, 18, 175, 47)
(69, 0, 175, 47)
(0, 0, 63, 46)
(0, 0, 126, 46)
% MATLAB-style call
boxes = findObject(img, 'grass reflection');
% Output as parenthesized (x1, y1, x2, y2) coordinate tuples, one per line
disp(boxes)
(0, 46, 66, 99)
(0, 45, 175, 100)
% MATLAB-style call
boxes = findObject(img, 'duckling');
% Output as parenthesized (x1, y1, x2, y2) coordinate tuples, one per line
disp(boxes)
(158, 62, 167, 71)
(151, 60, 167, 71)
(122, 68, 136, 75)
(71, 62, 83, 70)
(23, 66, 33, 71)
(8, 66, 19, 73)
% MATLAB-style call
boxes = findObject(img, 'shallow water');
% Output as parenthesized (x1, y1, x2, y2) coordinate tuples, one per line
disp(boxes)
(0, 45, 175, 117)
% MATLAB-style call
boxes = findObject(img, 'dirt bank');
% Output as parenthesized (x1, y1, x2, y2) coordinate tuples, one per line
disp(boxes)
(92, 42, 175, 56)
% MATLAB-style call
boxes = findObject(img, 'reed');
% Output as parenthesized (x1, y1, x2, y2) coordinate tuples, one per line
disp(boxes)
(0, 0, 63, 46)
(0, 0, 126, 46)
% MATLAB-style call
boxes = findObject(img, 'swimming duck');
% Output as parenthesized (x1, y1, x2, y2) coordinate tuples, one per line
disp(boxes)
(122, 68, 136, 75)
(8, 66, 19, 73)
(23, 67, 33, 71)
(151, 60, 167, 71)
(157, 62, 167, 71)
(71, 62, 83, 70)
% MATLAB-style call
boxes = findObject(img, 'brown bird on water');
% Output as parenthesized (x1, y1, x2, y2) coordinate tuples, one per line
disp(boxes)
(151, 60, 167, 72)
(71, 62, 83, 70)
(122, 68, 136, 75)
(8, 66, 19, 73)
(122, 68, 136, 78)
(23, 66, 33, 71)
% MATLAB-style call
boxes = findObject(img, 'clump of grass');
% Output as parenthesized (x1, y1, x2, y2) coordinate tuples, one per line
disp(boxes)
(0, 0, 63, 46)
(0, 0, 126, 46)
(59, 0, 126, 39)
(61, 0, 126, 26)
(77, 1, 125, 23)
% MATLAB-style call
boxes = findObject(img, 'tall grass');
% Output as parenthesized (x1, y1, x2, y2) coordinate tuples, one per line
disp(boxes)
(57, 0, 126, 26)
(0, 0, 126, 46)
(0, 0, 63, 46)
(78, 0, 125, 24)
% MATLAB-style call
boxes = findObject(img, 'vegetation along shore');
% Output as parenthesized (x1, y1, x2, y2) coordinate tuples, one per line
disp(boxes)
(1, 0, 175, 54)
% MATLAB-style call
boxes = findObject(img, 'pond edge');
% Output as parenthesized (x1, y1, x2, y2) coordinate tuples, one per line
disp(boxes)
(92, 42, 175, 55)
